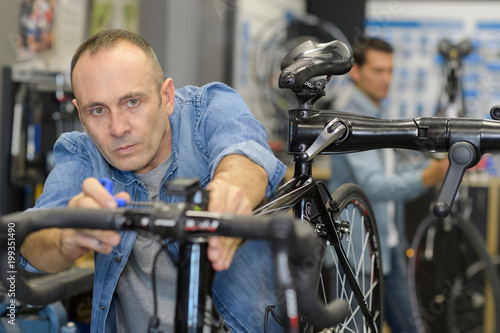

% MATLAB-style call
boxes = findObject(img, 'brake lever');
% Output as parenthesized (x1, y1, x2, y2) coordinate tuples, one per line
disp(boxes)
(433, 142, 478, 217)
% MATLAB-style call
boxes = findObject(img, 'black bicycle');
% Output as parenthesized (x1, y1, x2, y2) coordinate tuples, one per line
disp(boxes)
(252, 38, 500, 333)
(0, 178, 350, 333)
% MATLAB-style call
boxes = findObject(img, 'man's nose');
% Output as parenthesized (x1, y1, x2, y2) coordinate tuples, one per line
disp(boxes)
(109, 110, 131, 137)
(383, 70, 392, 84)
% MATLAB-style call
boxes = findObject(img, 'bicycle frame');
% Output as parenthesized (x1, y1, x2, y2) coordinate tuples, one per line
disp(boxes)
(255, 158, 380, 332)
(175, 240, 229, 332)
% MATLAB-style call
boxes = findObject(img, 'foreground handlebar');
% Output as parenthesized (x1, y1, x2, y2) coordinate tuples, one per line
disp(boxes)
(0, 208, 121, 305)
(0, 207, 348, 329)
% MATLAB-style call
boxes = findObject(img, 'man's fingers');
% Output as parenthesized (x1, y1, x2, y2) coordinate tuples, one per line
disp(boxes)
(69, 194, 105, 209)
(69, 178, 129, 209)
(208, 236, 242, 271)
(60, 229, 121, 258)
(82, 178, 118, 208)
(115, 191, 131, 202)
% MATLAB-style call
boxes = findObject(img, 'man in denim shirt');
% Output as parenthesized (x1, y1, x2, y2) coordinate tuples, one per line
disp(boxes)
(330, 37, 448, 332)
(19, 29, 286, 332)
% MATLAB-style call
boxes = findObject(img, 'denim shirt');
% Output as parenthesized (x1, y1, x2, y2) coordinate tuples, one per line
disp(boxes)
(330, 83, 427, 274)
(20, 82, 286, 332)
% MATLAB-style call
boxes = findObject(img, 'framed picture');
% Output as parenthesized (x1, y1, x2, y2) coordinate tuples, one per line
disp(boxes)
(17, 0, 55, 58)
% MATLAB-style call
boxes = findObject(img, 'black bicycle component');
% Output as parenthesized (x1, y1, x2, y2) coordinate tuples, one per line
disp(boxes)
(175, 239, 218, 333)
(255, 173, 384, 332)
(279, 40, 354, 109)
(288, 110, 500, 156)
(436, 39, 472, 117)
(279, 40, 353, 87)
(438, 39, 472, 61)
(409, 212, 500, 333)
(272, 215, 349, 331)
(433, 142, 477, 217)
(0, 208, 121, 306)
(286, 109, 500, 217)
(491, 105, 500, 121)
(0, 206, 349, 332)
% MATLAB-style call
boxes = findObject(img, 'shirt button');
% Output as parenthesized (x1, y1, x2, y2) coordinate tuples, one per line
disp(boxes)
(100, 305, 105, 310)
(115, 256, 121, 263)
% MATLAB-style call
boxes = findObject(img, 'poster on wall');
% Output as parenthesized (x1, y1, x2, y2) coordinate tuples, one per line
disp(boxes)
(17, 0, 55, 59)
(12, 0, 87, 83)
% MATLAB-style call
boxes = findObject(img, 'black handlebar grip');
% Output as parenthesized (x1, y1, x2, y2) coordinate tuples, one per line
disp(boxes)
(0, 208, 122, 306)
(289, 222, 349, 329)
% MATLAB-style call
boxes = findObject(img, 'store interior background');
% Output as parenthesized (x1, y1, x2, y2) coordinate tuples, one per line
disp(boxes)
(1, 0, 500, 331)
(2, 0, 500, 242)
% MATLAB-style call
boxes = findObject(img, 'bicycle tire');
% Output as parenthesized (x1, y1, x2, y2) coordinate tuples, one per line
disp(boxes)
(409, 213, 500, 333)
(311, 183, 384, 333)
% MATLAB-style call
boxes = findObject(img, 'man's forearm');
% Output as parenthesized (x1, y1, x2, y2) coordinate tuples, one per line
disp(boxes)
(20, 229, 75, 273)
(213, 154, 268, 208)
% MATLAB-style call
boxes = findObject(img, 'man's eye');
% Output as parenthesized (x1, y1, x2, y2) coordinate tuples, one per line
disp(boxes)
(91, 107, 105, 115)
(127, 99, 139, 106)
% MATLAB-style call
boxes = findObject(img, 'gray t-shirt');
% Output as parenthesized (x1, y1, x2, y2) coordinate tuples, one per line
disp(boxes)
(115, 156, 177, 332)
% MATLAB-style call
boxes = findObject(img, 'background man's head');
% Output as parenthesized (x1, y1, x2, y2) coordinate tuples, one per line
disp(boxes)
(350, 37, 394, 106)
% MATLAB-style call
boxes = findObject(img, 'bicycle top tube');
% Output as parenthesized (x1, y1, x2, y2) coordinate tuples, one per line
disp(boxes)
(0, 201, 348, 332)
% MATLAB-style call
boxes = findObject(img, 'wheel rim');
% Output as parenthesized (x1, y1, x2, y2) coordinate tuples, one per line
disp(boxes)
(320, 193, 383, 332)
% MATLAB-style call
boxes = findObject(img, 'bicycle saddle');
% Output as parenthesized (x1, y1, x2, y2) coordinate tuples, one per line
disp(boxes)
(438, 39, 472, 60)
(279, 40, 353, 90)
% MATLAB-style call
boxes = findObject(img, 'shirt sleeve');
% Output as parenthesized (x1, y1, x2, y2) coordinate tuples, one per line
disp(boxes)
(196, 83, 286, 197)
(33, 133, 95, 209)
(345, 149, 427, 202)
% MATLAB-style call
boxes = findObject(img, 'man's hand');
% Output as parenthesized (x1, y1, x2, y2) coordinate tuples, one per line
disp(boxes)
(206, 172, 251, 271)
(21, 178, 128, 273)
(65, 178, 128, 256)
(422, 158, 449, 188)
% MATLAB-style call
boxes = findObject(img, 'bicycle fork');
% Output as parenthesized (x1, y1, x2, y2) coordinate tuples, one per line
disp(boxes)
(295, 192, 379, 332)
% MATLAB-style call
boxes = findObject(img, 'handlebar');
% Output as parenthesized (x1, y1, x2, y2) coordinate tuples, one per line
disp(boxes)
(0, 203, 348, 331)
(288, 109, 500, 217)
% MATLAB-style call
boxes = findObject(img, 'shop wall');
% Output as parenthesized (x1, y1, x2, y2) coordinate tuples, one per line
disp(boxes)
(365, 0, 500, 120)
(0, 3, 20, 212)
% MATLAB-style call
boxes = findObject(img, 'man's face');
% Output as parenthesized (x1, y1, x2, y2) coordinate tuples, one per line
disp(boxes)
(72, 41, 174, 174)
(351, 49, 393, 106)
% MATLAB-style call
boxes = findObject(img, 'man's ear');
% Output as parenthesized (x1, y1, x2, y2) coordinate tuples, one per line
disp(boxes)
(350, 63, 360, 84)
(72, 98, 88, 133)
(161, 78, 175, 116)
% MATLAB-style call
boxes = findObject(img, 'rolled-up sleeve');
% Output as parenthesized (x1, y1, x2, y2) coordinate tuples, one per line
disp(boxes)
(195, 83, 286, 196)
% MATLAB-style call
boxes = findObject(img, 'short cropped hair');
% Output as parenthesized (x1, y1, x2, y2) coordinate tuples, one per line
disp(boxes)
(70, 29, 164, 89)
(352, 36, 393, 67)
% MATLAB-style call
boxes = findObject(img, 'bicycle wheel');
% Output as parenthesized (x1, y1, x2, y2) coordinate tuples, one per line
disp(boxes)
(409, 213, 500, 333)
(312, 183, 384, 333)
